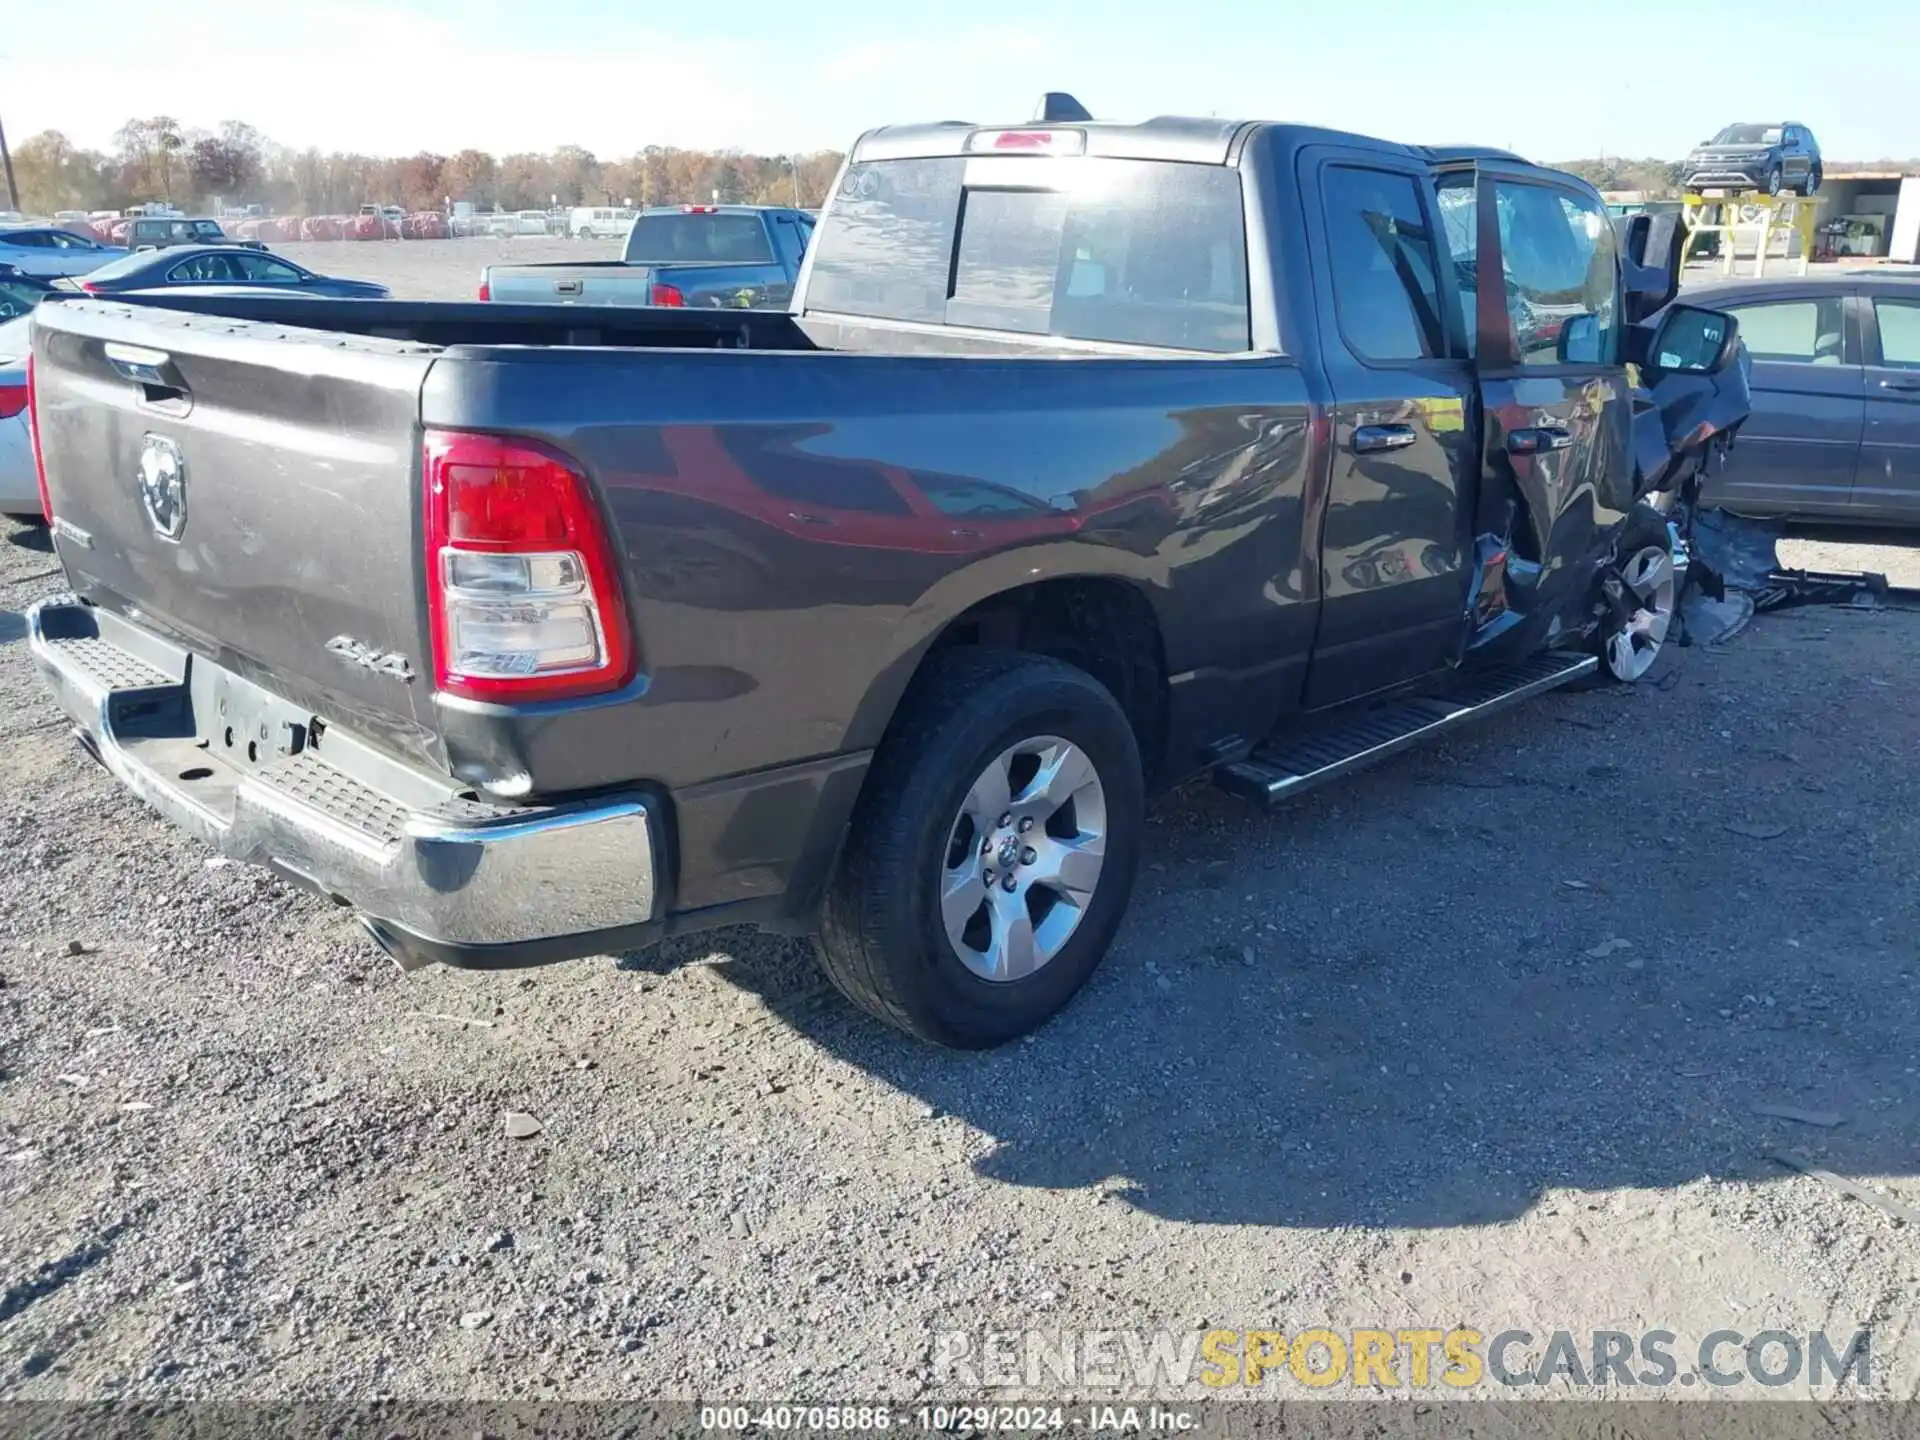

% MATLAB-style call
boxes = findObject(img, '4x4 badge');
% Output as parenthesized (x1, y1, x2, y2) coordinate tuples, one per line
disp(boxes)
(325, 635, 415, 682)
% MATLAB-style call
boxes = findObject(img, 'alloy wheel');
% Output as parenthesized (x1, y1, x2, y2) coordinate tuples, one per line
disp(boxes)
(939, 736, 1108, 982)
(1605, 544, 1677, 682)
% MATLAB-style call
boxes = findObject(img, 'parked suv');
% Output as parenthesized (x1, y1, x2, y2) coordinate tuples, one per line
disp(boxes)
(1682, 122, 1822, 196)
(127, 216, 268, 252)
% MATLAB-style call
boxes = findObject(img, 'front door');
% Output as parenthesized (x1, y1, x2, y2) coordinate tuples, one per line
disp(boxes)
(1299, 150, 1479, 709)
(1703, 290, 1863, 518)
(1857, 291, 1920, 520)
(1438, 168, 1636, 650)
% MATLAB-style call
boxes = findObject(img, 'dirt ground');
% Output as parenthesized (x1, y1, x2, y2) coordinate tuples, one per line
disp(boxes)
(1, 243, 1917, 1404)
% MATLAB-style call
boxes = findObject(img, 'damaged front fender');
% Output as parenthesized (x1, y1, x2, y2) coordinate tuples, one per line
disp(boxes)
(1632, 331, 1754, 503)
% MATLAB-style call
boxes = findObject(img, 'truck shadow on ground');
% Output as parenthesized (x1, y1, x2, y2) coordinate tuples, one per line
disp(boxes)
(652, 661, 1920, 1232)
(3, 525, 52, 556)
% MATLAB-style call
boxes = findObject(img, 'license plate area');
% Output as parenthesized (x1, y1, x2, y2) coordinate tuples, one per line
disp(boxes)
(190, 661, 314, 772)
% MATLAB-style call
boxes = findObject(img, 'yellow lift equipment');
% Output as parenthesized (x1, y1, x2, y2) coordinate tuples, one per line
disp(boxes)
(1679, 190, 1820, 277)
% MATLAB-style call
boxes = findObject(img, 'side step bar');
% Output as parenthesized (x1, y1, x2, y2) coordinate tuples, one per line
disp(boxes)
(1216, 650, 1598, 808)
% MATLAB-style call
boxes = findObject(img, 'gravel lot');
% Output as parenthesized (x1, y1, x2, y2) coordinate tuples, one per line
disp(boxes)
(274, 236, 624, 301)
(2, 243, 1918, 1404)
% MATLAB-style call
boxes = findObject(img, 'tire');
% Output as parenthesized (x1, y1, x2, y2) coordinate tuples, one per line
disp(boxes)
(578, 228, 594, 240)
(815, 646, 1145, 1048)
(1765, 166, 1783, 197)
(1593, 508, 1679, 685)
(1804, 165, 1822, 196)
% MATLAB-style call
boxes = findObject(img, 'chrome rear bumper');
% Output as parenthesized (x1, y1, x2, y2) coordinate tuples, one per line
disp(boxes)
(27, 596, 661, 967)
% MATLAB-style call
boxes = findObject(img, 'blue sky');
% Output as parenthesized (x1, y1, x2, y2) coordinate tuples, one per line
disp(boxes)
(6, 0, 1917, 162)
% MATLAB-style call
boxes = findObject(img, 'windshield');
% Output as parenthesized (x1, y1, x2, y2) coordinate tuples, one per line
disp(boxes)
(806, 155, 1250, 353)
(625, 213, 775, 265)
(1712, 125, 1782, 145)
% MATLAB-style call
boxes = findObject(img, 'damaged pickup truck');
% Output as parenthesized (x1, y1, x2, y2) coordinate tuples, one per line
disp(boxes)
(23, 97, 1750, 1047)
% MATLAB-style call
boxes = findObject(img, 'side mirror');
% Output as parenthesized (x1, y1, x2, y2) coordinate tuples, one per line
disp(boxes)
(1634, 304, 1740, 375)
(1557, 314, 1601, 365)
(1615, 211, 1683, 325)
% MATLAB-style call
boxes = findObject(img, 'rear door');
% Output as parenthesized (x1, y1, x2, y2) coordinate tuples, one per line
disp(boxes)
(1298, 148, 1477, 708)
(1702, 288, 1863, 518)
(1783, 128, 1809, 188)
(1857, 288, 1920, 521)
(33, 300, 445, 766)
(1444, 166, 1636, 630)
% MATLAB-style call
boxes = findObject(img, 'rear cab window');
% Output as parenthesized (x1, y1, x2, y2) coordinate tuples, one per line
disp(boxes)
(805, 153, 1251, 353)
(626, 213, 775, 265)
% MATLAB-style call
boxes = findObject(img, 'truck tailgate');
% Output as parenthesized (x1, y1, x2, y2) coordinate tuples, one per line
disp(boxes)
(485, 264, 657, 305)
(32, 298, 444, 767)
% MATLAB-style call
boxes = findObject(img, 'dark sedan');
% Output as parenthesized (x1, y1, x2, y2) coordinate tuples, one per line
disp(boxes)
(1685, 274, 1920, 524)
(71, 245, 391, 299)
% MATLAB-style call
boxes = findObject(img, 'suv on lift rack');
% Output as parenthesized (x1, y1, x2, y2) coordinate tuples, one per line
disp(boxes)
(25, 95, 1749, 1047)
(1682, 122, 1823, 196)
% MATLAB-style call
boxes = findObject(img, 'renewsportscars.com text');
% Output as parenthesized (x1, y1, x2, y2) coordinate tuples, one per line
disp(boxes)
(933, 1327, 1873, 1392)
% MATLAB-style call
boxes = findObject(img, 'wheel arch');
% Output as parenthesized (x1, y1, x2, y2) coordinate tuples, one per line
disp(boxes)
(845, 568, 1174, 790)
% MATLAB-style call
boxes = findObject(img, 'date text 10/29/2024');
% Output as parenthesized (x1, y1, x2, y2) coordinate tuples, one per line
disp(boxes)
(699, 1406, 1197, 1433)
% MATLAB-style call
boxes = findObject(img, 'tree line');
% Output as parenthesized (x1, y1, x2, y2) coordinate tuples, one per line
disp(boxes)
(7, 118, 848, 216)
(8, 119, 1915, 218)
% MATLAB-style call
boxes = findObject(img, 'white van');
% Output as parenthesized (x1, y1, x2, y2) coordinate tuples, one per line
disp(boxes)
(566, 206, 636, 240)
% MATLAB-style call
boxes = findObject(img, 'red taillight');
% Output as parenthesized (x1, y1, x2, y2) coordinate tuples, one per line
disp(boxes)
(649, 282, 685, 307)
(477, 278, 491, 301)
(0, 384, 24, 420)
(26, 354, 51, 521)
(423, 432, 632, 703)
(680, 205, 718, 214)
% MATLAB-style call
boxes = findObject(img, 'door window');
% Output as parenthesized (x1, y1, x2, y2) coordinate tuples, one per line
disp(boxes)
(170, 253, 243, 282)
(1322, 166, 1444, 361)
(1434, 174, 1479, 356)
(1493, 182, 1618, 366)
(233, 253, 304, 283)
(770, 215, 808, 271)
(1875, 299, 1920, 369)
(1432, 178, 1619, 365)
(1722, 298, 1846, 364)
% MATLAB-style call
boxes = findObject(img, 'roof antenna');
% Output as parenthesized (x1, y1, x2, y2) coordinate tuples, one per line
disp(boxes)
(1032, 92, 1093, 124)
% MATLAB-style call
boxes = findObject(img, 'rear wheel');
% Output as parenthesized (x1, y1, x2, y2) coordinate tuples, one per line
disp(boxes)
(1596, 512, 1679, 684)
(578, 227, 595, 240)
(815, 647, 1144, 1048)
(1803, 164, 1823, 196)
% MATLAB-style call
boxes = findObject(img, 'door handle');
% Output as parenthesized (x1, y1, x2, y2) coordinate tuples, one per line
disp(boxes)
(1508, 426, 1573, 454)
(1879, 377, 1920, 393)
(1352, 424, 1417, 454)
(104, 341, 190, 410)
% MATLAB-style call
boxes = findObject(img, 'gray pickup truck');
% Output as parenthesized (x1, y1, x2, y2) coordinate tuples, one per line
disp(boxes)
(23, 98, 1748, 1048)
(479, 204, 814, 308)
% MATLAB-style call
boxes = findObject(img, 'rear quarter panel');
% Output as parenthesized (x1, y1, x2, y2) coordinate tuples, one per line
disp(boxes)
(420, 345, 1318, 804)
